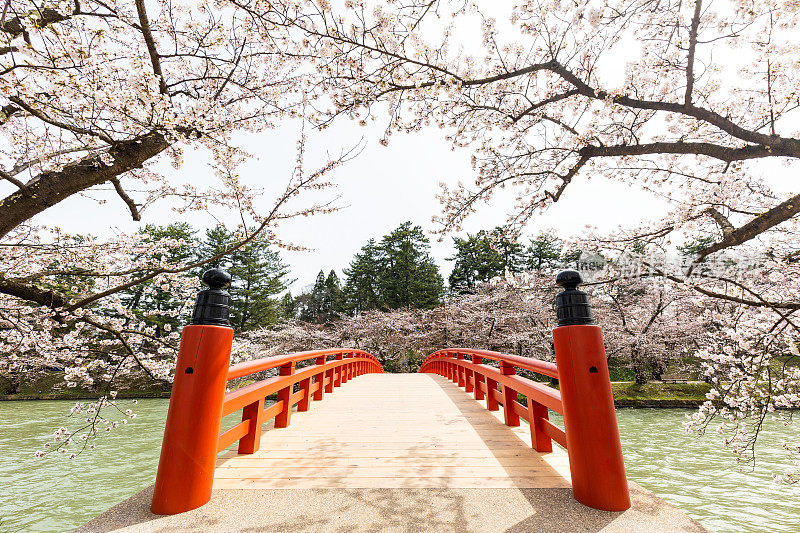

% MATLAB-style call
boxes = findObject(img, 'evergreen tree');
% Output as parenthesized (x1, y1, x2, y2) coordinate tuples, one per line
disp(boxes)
(377, 222, 444, 309)
(197, 225, 291, 330)
(199, 225, 235, 269)
(526, 232, 564, 270)
(280, 292, 297, 319)
(299, 270, 327, 322)
(322, 270, 344, 320)
(343, 223, 445, 312)
(448, 228, 524, 292)
(343, 239, 383, 313)
(123, 223, 197, 336)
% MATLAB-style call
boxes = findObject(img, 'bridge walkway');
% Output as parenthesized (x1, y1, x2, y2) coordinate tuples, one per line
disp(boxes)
(214, 373, 571, 490)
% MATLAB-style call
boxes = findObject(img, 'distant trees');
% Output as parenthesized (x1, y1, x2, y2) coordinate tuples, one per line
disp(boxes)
(297, 270, 345, 323)
(377, 222, 444, 310)
(526, 233, 565, 271)
(448, 230, 580, 293)
(123, 223, 198, 337)
(296, 222, 445, 321)
(124, 224, 292, 333)
(448, 229, 525, 292)
(341, 222, 443, 313)
(342, 239, 383, 314)
(194, 226, 291, 331)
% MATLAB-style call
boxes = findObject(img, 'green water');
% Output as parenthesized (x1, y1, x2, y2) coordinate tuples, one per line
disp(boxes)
(1, 400, 798, 532)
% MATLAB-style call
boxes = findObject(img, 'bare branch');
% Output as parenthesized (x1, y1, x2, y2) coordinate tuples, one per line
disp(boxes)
(110, 178, 141, 221)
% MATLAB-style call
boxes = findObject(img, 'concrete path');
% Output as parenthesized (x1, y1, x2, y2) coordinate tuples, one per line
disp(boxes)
(79, 373, 709, 532)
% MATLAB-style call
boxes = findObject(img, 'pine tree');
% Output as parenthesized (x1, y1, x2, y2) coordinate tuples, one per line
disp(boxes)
(343, 223, 445, 312)
(343, 239, 382, 314)
(448, 228, 525, 292)
(197, 225, 291, 330)
(526, 232, 564, 270)
(377, 222, 444, 309)
(280, 292, 297, 319)
(299, 270, 327, 322)
(322, 270, 344, 320)
(199, 225, 235, 269)
(123, 223, 197, 336)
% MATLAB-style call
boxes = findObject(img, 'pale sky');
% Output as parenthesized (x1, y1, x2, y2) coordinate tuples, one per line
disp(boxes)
(31, 115, 668, 292)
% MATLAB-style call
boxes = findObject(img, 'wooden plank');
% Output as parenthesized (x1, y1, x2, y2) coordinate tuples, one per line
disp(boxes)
(213, 477, 571, 489)
(216, 457, 569, 468)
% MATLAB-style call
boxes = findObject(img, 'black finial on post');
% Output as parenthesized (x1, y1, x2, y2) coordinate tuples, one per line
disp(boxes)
(191, 268, 232, 327)
(555, 270, 594, 326)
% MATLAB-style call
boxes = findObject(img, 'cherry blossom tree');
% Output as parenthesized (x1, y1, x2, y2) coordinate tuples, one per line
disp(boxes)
(244, 0, 799, 481)
(0, 0, 350, 455)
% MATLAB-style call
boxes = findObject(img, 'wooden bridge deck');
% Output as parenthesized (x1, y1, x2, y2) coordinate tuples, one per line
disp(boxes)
(213, 373, 571, 489)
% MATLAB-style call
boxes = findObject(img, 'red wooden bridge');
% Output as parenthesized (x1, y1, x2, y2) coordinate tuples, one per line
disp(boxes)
(148, 269, 633, 519)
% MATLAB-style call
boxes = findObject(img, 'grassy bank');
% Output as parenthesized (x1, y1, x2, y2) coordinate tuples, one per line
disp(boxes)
(611, 381, 711, 407)
(0, 372, 170, 401)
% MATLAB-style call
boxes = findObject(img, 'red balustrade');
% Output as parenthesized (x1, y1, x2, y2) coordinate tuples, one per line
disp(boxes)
(419, 348, 565, 451)
(419, 324, 630, 512)
(218, 349, 383, 453)
(151, 329, 382, 515)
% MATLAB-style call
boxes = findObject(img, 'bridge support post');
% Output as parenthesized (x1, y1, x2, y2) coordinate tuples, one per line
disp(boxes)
(500, 361, 520, 427)
(485, 375, 499, 411)
(325, 363, 335, 393)
(314, 355, 326, 401)
(334, 353, 343, 387)
(456, 354, 466, 387)
(298, 374, 312, 412)
(238, 397, 265, 454)
(151, 268, 233, 515)
(472, 355, 485, 401)
(274, 362, 296, 428)
(553, 270, 630, 512)
(528, 400, 552, 452)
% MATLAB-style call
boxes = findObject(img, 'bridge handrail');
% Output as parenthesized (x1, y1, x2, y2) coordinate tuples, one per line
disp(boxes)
(227, 349, 381, 380)
(419, 349, 566, 450)
(421, 348, 559, 379)
(218, 348, 382, 455)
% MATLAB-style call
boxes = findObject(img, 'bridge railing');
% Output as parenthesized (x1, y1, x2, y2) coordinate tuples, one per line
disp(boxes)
(419, 348, 565, 451)
(150, 268, 383, 515)
(218, 349, 382, 454)
(419, 270, 631, 512)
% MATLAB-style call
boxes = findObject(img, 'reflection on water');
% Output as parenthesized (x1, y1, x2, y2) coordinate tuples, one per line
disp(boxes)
(1, 400, 798, 532)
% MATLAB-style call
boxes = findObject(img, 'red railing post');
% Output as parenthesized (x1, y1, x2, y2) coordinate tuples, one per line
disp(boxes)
(528, 400, 552, 453)
(274, 361, 295, 428)
(298, 372, 312, 412)
(472, 355, 485, 401)
(238, 397, 265, 454)
(151, 268, 234, 515)
(334, 353, 343, 387)
(324, 358, 335, 392)
(500, 361, 520, 427)
(553, 270, 630, 511)
(485, 374, 499, 411)
(456, 353, 466, 387)
(314, 355, 326, 401)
